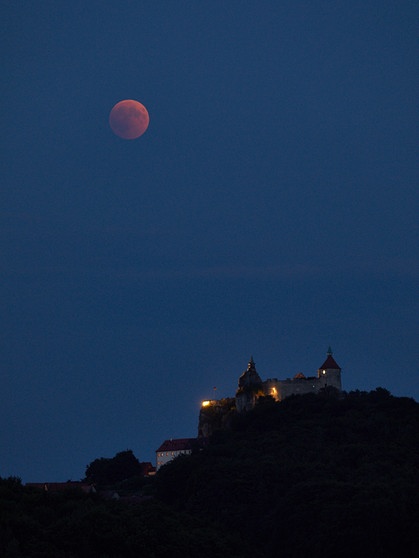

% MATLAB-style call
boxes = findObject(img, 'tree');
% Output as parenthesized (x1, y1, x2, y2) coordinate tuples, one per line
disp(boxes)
(84, 450, 143, 486)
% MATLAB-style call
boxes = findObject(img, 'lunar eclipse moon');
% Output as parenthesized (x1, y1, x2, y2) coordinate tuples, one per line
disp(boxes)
(109, 100, 149, 139)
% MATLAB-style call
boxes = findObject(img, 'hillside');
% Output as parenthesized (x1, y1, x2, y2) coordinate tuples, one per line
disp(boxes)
(1, 389, 418, 557)
(156, 389, 419, 558)
(0, 477, 241, 558)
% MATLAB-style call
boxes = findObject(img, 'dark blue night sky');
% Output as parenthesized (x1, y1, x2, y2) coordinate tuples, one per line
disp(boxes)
(1, 1, 418, 482)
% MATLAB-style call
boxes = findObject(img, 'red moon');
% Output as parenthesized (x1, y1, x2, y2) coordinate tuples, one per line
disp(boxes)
(109, 100, 149, 139)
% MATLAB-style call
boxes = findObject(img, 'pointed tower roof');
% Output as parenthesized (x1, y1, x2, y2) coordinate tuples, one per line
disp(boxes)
(319, 347, 341, 371)
(238, 356, 262, 389)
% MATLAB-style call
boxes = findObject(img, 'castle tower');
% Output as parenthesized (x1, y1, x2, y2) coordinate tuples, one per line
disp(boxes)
(236, 356, 263, 412)
(317, 347, 342, 391)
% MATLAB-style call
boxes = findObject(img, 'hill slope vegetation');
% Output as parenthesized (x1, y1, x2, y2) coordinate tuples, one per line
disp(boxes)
(156, 389, 419, 557)
(1, 389, 418, 557)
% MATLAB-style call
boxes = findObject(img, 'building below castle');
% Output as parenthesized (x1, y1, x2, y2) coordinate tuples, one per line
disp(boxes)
(236, 347, 342, 412)
(155, 438, 208, 471)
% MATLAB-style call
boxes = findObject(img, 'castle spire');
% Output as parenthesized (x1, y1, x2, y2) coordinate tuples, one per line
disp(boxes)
(327, 346, 333, 356)
(236, 356, 263, 412)
(238, 356, 262, 389)
(319, 348, 341, 371)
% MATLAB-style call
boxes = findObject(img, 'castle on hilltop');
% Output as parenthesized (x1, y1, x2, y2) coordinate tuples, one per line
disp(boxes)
(198, 348, 342, 437)
(159, 349, 343, 465)
(236, 347, 342, 412)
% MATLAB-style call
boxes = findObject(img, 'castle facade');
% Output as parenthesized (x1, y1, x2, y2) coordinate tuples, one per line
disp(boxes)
(236, 348, 342, 412)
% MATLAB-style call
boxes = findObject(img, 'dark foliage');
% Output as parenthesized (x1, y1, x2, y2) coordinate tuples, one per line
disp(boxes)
(84, 450, 144, 487)
(0, 477, 241, 557)
(155, 389, 419, 558)
(2, 390, 418, 557)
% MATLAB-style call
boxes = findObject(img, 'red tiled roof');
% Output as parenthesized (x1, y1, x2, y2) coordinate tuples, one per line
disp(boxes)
(156, 438, 198, 453)
(140, 462, 156, 476)
(319, 354, 341, 370)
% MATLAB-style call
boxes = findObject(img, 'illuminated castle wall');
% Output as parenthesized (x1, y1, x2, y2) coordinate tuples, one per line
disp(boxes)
(198, 349, 342, 437)
(235, 348, 342, 412)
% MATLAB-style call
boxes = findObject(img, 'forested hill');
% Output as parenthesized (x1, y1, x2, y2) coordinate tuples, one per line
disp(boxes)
(1, 389, 419, 557)
(155, 389, 419, 558)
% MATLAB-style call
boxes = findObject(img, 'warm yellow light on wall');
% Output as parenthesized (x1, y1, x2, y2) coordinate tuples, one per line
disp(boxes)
(202, 400, 211, 407)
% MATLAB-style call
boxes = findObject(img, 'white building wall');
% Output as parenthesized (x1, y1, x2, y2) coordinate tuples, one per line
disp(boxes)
(156, 449, 192, 471)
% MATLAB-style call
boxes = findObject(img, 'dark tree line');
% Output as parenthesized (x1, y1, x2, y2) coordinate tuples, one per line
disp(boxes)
(84, 449, 144, 487)
(0, 476, 241, 557)
(155, 388, 419, 558)
(1, 388, 419, 557)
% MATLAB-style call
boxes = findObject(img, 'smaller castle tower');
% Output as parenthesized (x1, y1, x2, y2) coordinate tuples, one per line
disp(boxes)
(316, 346, 342, 391)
